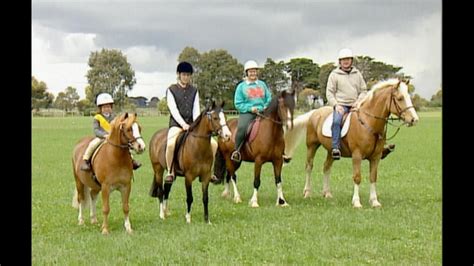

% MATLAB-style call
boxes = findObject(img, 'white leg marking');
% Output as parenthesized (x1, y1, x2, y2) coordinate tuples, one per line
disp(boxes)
(352, 183, 362, 208)
(231, 179, 242, 203)
(276, 182, 288, 206)
(369, 182, 382, 208)
(249, 188, 259, 208)
(124, 215, 133, 234)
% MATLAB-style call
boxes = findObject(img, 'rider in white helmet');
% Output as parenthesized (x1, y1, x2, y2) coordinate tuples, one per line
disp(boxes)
(80, 92, 141, 171)
(326, 48, 367, 160)
(230, 60, 272, 162)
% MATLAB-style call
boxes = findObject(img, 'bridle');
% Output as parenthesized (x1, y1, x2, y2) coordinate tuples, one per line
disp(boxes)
(106, 122, 143, 149)
(189, 109, 228, 139)
(356, 86, 415, 140)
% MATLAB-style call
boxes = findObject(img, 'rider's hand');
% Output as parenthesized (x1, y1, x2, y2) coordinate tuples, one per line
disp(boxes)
(182, 124, 190, 130)
(335, 105, 344, 114)
(251, 107, 258, 113)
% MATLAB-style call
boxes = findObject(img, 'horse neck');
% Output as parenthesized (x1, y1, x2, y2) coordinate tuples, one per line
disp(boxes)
(107, 126, 129, 154)
(190, 116, 212, 140)
(358, 88, 392, 131)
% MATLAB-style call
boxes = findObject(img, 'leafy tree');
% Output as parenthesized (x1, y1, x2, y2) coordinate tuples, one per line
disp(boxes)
(32, 76, 54, 110)
(260, 58, 290, 95)
(318, 63, 336, 103)
(157, 98, 169, 114)
(285, 58, 320, 105)
(429, 88, 442, 107)
(76, 99, 94, 115)
(178, 46, 201, 73)
(179, 48, 242, 107)
(298, 88, 320, 111)
(86, 48, 136, 110)
(53, 86, 80, 111)
(411, 94, 429, 110)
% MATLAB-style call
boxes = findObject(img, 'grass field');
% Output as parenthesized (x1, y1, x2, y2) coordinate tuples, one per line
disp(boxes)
(32, 111, 442, 264)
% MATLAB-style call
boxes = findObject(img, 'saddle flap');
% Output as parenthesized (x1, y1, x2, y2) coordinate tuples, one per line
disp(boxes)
(231, 117, 260, 144)
(322, 112, 352, 138)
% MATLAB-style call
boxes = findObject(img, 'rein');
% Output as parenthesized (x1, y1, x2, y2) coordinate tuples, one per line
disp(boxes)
(106, 124, 143, 149)
(256, 112, 283, 125)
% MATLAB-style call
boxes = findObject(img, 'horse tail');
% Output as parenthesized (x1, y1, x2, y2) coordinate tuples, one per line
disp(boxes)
(284, 109, 317, 158)
(212, 147, 227, 183)
(71, 186, 91, 209)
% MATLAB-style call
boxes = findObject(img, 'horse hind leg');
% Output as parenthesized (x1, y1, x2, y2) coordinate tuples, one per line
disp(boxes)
(322, 151, 335, 199)
(303, 142, 319, 198)
(249, 161, 263, 208)
(89, 189, 100, 224)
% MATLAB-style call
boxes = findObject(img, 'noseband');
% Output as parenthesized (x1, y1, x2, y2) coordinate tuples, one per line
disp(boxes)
(106, 123, 143, 149)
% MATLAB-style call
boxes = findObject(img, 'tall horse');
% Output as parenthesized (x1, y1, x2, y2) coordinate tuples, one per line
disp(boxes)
(72, 113, 146, 234)
(284, 79, 419, 208)
(213, 90, 295, 207)
(149, 101, 231, 224)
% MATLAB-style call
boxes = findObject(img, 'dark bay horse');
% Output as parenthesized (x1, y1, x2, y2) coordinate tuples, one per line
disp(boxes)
(149, 101, 231, 224)
(213, 90, 295, 207)
(72, 113, 146, 234)
(284, 79, 418, 208)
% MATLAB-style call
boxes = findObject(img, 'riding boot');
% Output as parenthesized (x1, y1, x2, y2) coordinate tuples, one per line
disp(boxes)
(80, 159, 91, 171)
(132, 159, 142, 170)
(381, 144, 396, 160)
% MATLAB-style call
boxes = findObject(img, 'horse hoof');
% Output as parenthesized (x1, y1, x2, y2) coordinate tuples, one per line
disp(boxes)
(250, 201, 259, 208)
(323, 191, 333, 198)
(78, 219, 85, 226)
(185, 214, 191, 224)
(101, 228, 110, 235)
(234, 196, 242, 204)
(90, 218, 98, 224)
(352, 202, 363, 208)
(303, 190, 311, 198)
(126, 228, 133, 234)
(370, 200, 382, 208)
(221, 191, 230, 199)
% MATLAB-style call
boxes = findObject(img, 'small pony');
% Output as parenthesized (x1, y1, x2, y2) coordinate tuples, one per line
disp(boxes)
(213, 90, 295, 207)
(149, 101, 231, 224)
(72, 113, 146, 234)
(284, 79, 419, 208)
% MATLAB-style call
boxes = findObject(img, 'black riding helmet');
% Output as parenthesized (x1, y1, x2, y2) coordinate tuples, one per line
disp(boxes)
(177, 61, 193, 74)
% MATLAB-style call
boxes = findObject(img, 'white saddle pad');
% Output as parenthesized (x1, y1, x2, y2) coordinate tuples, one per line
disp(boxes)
(322, 112, 352, 138)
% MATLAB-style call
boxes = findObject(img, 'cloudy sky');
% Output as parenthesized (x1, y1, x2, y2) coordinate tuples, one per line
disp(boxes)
(32, 0, 441, 101)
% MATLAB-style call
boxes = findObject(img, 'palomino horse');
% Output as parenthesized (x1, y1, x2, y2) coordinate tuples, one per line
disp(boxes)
(213, 90, 295, 207)
(284, 79, 419, 208)
(72, 113, 146, 234)
(149, 101, 231, 224)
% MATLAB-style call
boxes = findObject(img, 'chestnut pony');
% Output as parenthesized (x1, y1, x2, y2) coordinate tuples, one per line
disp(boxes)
(284, 79, 419, 208)
(149, 101, 231, 224)
(72, 113, 146, 234)
(213, 90, 295, 207)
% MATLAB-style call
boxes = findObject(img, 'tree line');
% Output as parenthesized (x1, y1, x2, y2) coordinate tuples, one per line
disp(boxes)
(32, 47, 442, 113)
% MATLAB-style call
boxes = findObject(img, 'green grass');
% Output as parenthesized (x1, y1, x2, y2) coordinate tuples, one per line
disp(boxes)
(32, 111, 442, 264)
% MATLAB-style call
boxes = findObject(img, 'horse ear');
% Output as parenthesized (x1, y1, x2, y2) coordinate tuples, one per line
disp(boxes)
(404, 79, 410, 85)
(220, 100, 225, 108)
(124, 112, 128, 119)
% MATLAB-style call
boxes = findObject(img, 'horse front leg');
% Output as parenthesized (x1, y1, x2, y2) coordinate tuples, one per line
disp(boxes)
(100, 184, 111, 235)
(120, 184, 133, 234)
(369, 158, 382, 208)
(351, 153, 363, 208)
(273, 158, 288, 207)
(249, 160, 263, 208)
(184, 177, 193, 223)
(201, 176, 211, 224)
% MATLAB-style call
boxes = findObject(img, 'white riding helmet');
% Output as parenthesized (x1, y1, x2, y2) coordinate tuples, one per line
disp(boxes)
(96, 93, 114, 106)
(338, 48, 354, 60)
(244, 60, 261, 72)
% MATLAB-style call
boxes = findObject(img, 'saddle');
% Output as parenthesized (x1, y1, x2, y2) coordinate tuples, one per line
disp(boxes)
(89, 140, 107, 186)
(322, 112, 352, 138)
(170, 131, 190, 177)
(231, 117, 261, 145)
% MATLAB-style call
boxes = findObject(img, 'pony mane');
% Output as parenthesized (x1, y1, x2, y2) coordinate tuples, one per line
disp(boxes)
(358, 78, 404, 107)
(263, 95, 279, 115)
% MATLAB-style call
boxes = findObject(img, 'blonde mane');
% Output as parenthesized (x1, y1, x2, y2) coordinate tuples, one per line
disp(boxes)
(358, 78, 404, 107)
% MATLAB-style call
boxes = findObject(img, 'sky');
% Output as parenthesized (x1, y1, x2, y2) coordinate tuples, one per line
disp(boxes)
(32, 0, 441, 101)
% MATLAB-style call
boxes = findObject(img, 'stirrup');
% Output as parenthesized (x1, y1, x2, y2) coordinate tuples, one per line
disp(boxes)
(331, 149, 341, 160)
(80, 160, 91, 171)
(231, 151, 241, 162)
